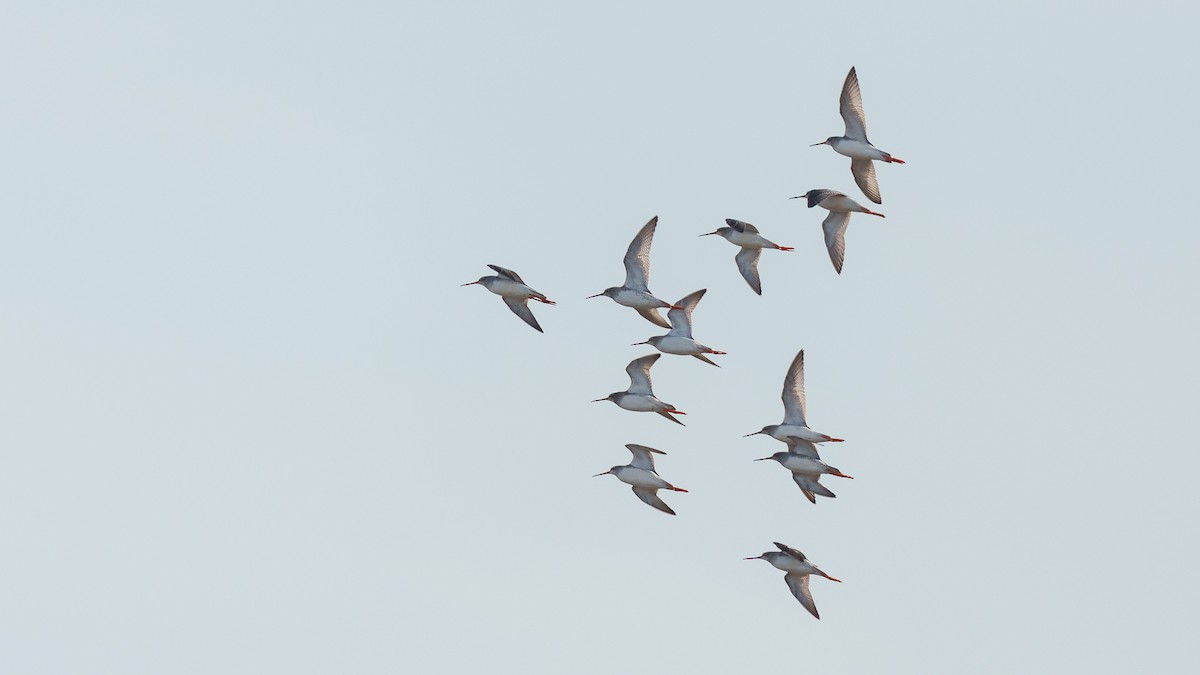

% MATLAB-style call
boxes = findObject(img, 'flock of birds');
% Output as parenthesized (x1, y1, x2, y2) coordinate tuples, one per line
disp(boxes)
(463, 67, 902, 619)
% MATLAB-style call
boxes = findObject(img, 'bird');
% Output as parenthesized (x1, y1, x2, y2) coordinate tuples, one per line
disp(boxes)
(790, 189, 884, 274)
(462, 264, 556, 332)
(593, 444, 688, 515)
(754, 451, 853, 504)
(700, 219, 794, 295)
(593, 354, 686, 425)
(631, 289, 726, 367)
(587, 216, 681, 328)
(811, 66, 904, 205)
(745, 350, 844, 445)
(746, 542, 842, 619)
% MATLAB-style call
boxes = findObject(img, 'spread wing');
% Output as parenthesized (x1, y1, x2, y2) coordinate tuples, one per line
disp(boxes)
(735, 247, 762, 295)
(784, 437, 821, 459)
(502, 297, 542, 332)
(851, 157, 881, 205)
(781, 350, 808, 426)
(666, 289, 705, 338)
(773, 541, 808, 561)
(486, 264, 525, 283)
(622, 216, 658, 291)
(822, 210, 851, 275)
(625, 354, 660, 395)
(636, 306, 671, 329)
(805, 189, 843, 208)
(793, 474, 835, 498)
(725, 218, 759, 234)
(839, 66, 869, 142)
(784, 573, 821, 619)
(632, 487, 675, 515)
(625, 444, 663, 472)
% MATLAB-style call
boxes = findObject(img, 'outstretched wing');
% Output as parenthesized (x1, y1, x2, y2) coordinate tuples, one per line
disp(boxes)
(839, 66, 869, 142)
(773, 541, 808, 561)
(781, 350, 808, 426)
(851, 157, 881, 205)
(735, 247, 763, 295)
(821, 210, 851, 275)
(635, 306, 671, 329)
(625, 444, 663, 472)
(502, 297, 542, 332)
(784, 573, 821, 619)
(625, 354, 660, 395)
(805, 189, 843, 208)
(725, 218, 760, 234)
(666, 289, 706, 338)
(486, 264, 525, 283)
(793, 474, 835, 498)
(632, 487, 675, 515)
(784, 437, 821, 459)
(622, 216, 658, 291)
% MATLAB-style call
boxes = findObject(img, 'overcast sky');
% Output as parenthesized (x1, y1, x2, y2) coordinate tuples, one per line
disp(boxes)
(2, 2, 1198, 673)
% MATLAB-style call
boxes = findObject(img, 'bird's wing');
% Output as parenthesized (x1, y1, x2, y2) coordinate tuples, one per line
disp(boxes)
(805, 189, 843, 208)
(725, 218, 759, 234)
(502, 297, 542, 332)
(626, 354, 660, 394)
(691, 353, 720, 367)
(839, 66, 869, 142)
(851, 157, 881, 205)
(655, 409, 685, 426)
(798, 487, 817, 504)
(625, 444, 663, 472)
(735, 247, 763, 295)
(632, 487, 675, 515)
(781, 350, 808, 426)
(822, 210, 851, 275)
(635, 306, 671, 329)
(773, 541, 808, 561)
(784, 437, 821, 459)
(622, 216, 658, 291)
(486, 264, 525, 283)
(793, 474, 835, 498)
(666, 289, 706, 338)
(784, 573, 820, 619)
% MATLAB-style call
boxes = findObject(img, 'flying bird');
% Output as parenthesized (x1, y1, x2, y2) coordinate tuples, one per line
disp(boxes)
(593, 444, 688, 515)
(812, 66, 905, 204)
(593, 354, 686, 425)
(632, 289, 726, 367)
(754, 451, 853, 504)
(791, 189, 884, 274)
(462, 264, 556, 332)
(700, 219, 793, 295)
(746, 542, 842, 619)
(746, 350, 844, 445)
(587, 216, 680, 328)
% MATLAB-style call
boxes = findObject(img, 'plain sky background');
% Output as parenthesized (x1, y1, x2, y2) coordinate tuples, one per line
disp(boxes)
(2, 2, 1198, 673)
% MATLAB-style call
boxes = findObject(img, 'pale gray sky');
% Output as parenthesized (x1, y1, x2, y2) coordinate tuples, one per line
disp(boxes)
(2, 2, 1198, 673)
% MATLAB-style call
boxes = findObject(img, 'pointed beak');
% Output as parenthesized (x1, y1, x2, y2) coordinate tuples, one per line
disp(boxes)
(788, 195, 805, 200)
(631, 341, 650, 346)
(743, 556, 762, 561)
(743, 431, 763, 437)
(699, 231, 718, 237)
(753, 457, 772, 462)
(810, 141, 828, 146)
(586, 293, 604, 299)
(461, 281, 479, 286)
(592, 471, 611, 477)
(591, 398, 606, 403)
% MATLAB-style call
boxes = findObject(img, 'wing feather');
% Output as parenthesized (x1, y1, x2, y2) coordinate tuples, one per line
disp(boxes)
(622, 216, 657, 291)
(839, 66, 869, 142)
